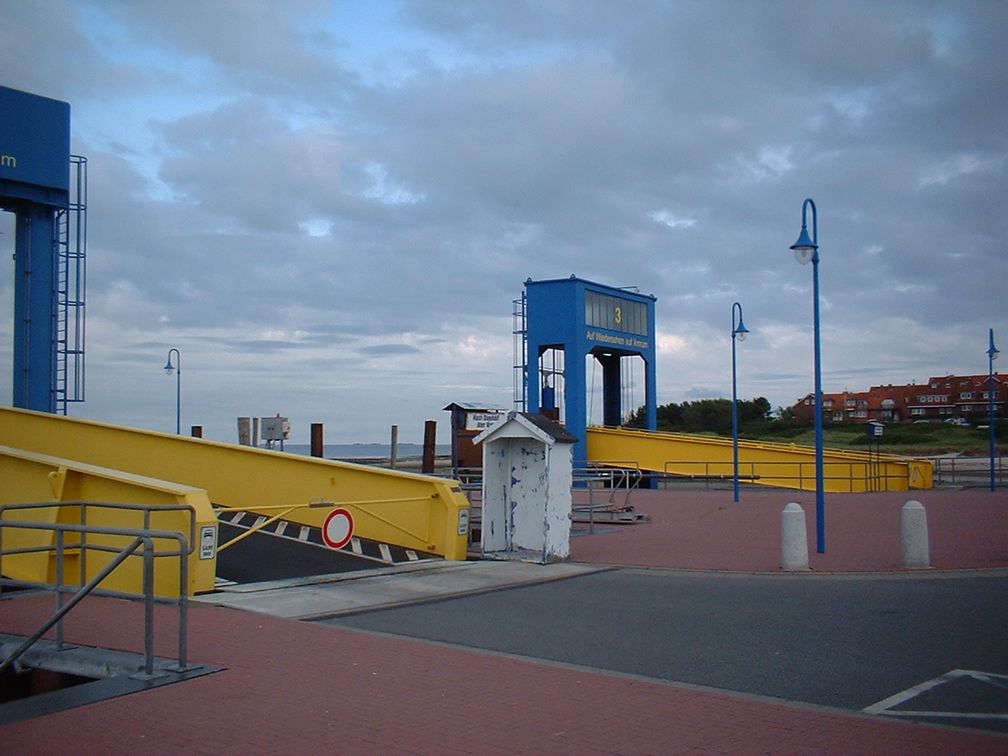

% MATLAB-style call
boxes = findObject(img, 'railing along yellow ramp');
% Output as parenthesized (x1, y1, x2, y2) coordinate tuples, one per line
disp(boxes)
(0, 408, 470, 560)
(0, 445, 217, 596)
(587, 426, 932, 492)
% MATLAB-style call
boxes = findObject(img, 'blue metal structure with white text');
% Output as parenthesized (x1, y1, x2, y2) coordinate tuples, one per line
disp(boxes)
(0, 85, 87, 413)
(523, 276, 657, 470)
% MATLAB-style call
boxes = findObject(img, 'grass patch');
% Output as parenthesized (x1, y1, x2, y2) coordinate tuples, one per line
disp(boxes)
(743, 423, 1000, 456)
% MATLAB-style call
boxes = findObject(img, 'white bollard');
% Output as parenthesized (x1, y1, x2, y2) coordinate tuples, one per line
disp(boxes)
(901, 500, 930, 569)
(781, 503, 810, 571)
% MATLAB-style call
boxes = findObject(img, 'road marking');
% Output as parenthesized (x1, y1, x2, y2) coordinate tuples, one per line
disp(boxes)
(276, 520, 288, 537)
(379, 543, 392, 562)
(298, 526, 310, 541)
(864, 669, 1008, 723)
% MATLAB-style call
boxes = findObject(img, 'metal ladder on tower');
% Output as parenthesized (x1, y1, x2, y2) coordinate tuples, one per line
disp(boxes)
(54, 155, 87, 415)
(512, 291, 527, 411)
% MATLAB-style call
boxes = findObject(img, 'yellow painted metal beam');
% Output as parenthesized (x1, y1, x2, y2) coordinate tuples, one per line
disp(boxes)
(0, 407, 470, 561)
(0, 445, 217, 596)
(587, 426, 932, 492)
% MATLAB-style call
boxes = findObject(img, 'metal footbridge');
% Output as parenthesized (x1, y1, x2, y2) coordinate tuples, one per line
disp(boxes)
(587, 426, 933, 492)
(0, 407, 470, 598)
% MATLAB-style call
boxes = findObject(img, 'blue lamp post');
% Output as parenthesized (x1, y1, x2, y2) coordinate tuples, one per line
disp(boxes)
(731, 302, 749, 503)
(789, 198, 825, 553)
(163, 348, 181, 435)
(988, 328, 999, 491)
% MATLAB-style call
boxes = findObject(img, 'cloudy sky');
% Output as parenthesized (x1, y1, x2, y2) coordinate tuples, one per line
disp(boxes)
(1, 0, 1006, 444)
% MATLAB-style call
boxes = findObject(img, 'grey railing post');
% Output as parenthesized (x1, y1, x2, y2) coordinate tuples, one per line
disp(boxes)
(55, 528, 65, 649)
(177, 532, 189, 671)
(142, 536, 155, 678)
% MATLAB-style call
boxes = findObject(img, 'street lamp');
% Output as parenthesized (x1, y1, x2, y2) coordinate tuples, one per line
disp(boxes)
(731, 301, 749, 503)
(988, 328, 999, 492)
(163, 348, 181, 435)
(789, 197, 825, 553)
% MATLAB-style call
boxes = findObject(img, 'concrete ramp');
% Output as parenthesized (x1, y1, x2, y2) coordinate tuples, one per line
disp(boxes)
(587, 426, 932, 492)
(0, 408, 470, 561)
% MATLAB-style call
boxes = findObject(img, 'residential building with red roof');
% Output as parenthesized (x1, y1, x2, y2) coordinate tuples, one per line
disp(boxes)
(791, 373, 1005, 425)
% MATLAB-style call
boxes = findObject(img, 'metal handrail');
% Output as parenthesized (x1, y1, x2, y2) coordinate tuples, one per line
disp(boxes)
(0, 500, 197, 591)
(659, 459, 912, 492)
(931, 455, 1004, 487)
(444, 465, 642, 537)
(575, 464, 642, 534)
(0, 502, 195, 679)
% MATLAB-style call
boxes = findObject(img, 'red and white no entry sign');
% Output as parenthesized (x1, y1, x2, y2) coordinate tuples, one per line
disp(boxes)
(322, 508, 354, 549)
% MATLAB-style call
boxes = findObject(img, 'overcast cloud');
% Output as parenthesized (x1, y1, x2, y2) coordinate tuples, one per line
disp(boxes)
(1, 0, 1005, 443)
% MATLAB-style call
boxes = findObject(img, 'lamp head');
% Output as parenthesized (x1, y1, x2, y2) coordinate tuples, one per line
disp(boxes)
(734, 321, 749, 342)
(989, 329, 999, 360)
(790, 225, 817, 265)
(163, 360, 175, 375)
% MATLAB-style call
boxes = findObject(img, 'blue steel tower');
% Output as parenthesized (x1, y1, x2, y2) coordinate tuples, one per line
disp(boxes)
(1, 86, 85, 413)
(524, 276, 657, 470)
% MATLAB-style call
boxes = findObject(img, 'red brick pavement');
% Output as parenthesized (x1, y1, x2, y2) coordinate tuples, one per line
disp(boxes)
(570, 488, 1008, 572)
(1, 594, 1006, 755)
(2, 488, 1007, 753)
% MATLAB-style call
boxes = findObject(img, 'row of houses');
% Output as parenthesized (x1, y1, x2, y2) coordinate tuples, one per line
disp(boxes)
(792, 372, 1005, 425)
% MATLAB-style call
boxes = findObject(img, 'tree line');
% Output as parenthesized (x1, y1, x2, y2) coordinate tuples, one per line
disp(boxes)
(624, 397, 782, 436)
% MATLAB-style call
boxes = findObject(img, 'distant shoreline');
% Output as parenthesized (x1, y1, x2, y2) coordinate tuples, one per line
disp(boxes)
(275, 443, 451, 460)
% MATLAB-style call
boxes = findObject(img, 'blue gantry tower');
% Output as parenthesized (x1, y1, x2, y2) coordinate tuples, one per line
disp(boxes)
(0, 86, 87, 413)
(519, 276, 657, 470)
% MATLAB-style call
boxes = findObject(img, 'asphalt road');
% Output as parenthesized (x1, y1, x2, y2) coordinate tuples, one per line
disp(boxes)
(326, 569, 1008, 731)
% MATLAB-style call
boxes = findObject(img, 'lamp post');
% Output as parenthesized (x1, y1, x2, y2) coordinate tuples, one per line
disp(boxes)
(988, 328, 999, 491)
(163, 348, 181, 435)
(789, 198, 825, 553)
(731, 301, 749, 503)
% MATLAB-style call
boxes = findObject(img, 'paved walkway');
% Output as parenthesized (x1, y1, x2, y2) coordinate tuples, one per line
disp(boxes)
(570, 488, 1008, 572)
(1, 488, 1006, 753)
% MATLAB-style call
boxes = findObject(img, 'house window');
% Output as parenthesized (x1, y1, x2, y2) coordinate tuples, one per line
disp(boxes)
(960, 392, 974, 400)
(881, 399, 895, 409)
(963, 404, 973, 412)
(911, 407, 925, 415)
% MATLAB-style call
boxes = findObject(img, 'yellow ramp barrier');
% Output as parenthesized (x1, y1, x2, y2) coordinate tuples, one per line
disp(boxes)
(587, 426, 933, 492)
(0, 408, 470, 560)
(0, 445, 217, 596)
